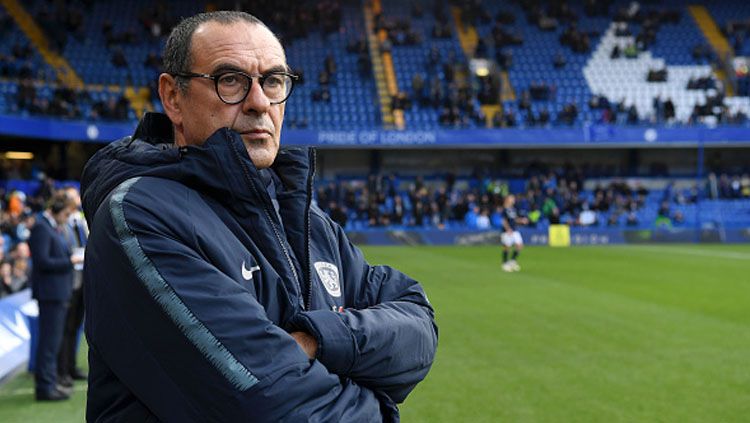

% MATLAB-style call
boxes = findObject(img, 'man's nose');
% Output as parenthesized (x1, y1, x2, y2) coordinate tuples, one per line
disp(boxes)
(241, 78, 271, 114)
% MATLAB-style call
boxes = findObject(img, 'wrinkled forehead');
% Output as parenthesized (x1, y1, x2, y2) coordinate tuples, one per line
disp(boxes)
(190, 20, 287, 72)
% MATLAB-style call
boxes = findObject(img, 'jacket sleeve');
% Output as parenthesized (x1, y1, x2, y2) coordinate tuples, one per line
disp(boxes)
(85, 182, 393, 422)
(29, 223, 72, 272)
(289, 213, 438, 403)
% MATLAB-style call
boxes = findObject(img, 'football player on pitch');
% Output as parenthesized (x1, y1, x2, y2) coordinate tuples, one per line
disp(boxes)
(501, 194, 527, 272)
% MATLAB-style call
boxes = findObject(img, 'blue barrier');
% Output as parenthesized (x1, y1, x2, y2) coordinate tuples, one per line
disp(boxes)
(346, 227, 750, 246)
(2, 114, 750, 146)
(0, 289, 82, 379)
(0, 289, 36, 380)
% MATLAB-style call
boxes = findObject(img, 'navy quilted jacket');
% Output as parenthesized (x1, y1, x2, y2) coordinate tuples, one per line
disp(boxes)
(80, 113, 437, 422)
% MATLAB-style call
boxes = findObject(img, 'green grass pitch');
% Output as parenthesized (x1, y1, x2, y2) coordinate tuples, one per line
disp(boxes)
(1, 244, 748, 422)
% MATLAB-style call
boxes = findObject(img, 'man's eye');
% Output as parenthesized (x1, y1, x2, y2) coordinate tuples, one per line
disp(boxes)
(219, 74, 240, 85)
(264, 75, 283, 87)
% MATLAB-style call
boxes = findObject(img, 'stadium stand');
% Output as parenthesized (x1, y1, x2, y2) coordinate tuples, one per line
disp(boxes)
(378, 0, 482, 129)
(313, 169, 750, 231)
(1, 0, 750, 128)
(0, 0, 748, 234)
(0, 164, 747, 237)
(0, 0, 382, 129)
(708, 1, 750, 58)
(283, 1, 381, 130)
(0, 9, 56, 84)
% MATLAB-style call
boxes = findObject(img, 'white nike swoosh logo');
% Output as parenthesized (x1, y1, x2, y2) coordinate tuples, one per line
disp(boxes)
(241, 261, 260, 281)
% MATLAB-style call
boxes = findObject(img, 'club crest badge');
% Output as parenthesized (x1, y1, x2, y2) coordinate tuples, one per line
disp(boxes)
(314, 261, 341, 298)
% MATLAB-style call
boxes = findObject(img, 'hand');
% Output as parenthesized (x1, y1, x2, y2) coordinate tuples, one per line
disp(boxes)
(71, 255, 84, 265)
(290, 331, 318, 359)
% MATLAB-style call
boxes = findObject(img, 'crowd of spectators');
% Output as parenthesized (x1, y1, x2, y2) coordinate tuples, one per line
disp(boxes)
(606, 10, 748, 126)
(0, 2, 139, 121)
(7, 79, 134, 121)
(652, 96, 677, 123)
(2, 0, 352, 124)
(35, 0, 87, 52)
(0, 9, 46, 82)
(0, 44, 40, 82)
(3, 1, 750, 129)
(372, 1, 489, 128)
(232, 0, 343, 41)
(687, 75, 717, 90)
(35, 0, 171, 69)
(0, 177, 74, 298)
(708, 172, 750, 199)
(0, 166, 745, 296)
(688, 91, 749, 125)
(612, 5, 682, 52)
(610, 43, 639, 60)
(586, 90, 748, 126)
(408, 44, 486, 128)
(236, 0, 348, 109)
(456, 0, 601, 127)
(559, 23, 592, 53)
(312, 162, 737, 231)
(457, 1, 747, 129)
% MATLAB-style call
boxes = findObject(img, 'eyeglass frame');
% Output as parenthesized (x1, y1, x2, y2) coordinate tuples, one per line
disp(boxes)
(171, 70, 299, 105)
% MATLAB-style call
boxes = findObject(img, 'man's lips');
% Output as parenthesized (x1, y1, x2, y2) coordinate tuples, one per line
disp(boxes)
(238, 129, 272, 141)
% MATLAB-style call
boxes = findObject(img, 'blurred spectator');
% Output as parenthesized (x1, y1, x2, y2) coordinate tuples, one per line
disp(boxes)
(558, 102, 578, 125)
(412, 73, 426, 105)
(476, 208, 491, 229)
(611, 45, 621, 59)
(624, 43, 638, 58)
(553, 52, 567, 69)
(144, 52, 162, 69)
(647, 68, 667, 82)
(655, 201, 672, 227)
(626, 105, 639, 125)
(112, 47, 128, 68)
(391, 91, 411, 111)
(12, 43, 32, 61)
(578, 203, 597, 226)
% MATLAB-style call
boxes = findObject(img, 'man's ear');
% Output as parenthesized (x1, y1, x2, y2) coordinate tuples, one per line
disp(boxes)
(158, 73, 183, 127)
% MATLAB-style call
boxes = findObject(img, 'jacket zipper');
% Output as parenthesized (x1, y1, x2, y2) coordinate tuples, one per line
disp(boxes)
(304, 149, 316, 310)
(228, 141, 304, 310)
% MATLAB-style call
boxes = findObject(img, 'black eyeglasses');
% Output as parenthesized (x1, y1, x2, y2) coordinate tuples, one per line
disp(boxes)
(173, 70, 298, 105)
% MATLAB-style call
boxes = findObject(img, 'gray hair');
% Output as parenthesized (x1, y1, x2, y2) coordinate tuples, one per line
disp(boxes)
(163, 11, 271, 91)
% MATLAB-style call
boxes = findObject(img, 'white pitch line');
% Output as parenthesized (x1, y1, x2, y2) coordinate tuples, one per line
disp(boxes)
(627, 245, 750, 261)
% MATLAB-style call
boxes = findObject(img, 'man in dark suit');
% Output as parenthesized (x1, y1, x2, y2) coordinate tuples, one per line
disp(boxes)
(29, 191, 82, 401)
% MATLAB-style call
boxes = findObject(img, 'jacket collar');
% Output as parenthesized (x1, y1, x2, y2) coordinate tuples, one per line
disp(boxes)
(131, 112, 174, 145)
(81, 113, 314, 222)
